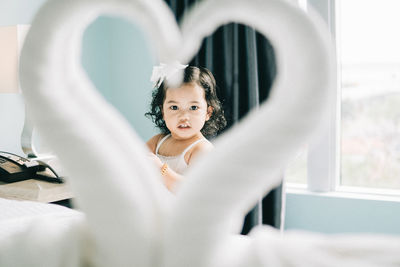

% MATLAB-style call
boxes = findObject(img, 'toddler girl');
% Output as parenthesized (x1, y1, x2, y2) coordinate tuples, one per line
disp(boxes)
(146, 65, 226, 192)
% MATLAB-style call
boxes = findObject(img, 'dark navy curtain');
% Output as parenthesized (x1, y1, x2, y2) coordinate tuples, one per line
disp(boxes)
(165, 0, 283, 234)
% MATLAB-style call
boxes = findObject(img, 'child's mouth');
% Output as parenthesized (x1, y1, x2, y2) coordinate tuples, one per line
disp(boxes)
(178, 124, 191, 129)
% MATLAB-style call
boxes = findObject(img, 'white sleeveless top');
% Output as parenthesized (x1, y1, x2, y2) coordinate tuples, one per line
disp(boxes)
(155, 134, 206, 174)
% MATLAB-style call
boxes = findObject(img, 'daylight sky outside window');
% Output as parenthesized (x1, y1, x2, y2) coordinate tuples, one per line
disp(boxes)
(340, 0, 400, 64)
(339, 0, 400, 190)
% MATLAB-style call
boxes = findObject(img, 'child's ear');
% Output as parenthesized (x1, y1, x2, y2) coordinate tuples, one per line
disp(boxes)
(206, 106, 213, 121)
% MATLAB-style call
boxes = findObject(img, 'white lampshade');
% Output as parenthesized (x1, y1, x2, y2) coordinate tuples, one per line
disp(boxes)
(0, 25, 30, 93)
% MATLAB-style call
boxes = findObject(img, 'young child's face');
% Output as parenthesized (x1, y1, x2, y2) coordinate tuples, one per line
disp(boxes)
(162, 82, 212, 140)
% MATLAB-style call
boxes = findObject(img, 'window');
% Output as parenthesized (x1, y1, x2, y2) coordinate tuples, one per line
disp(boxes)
(286, 0, 400, 193)
(339, 0, 400, 190)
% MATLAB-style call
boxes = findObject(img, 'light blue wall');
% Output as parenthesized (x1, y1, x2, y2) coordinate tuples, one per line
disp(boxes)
(0, 0, 46, 25)
(285, 192, 400, 235)
(82, 16, 158, 141)
(0, 95, 25, 155)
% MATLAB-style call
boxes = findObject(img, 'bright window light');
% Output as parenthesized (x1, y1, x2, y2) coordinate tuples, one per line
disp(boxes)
(338, 0, 400, 190)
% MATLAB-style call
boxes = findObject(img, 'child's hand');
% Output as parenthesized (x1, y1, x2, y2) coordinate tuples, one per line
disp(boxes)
(147, 152, 163, 168)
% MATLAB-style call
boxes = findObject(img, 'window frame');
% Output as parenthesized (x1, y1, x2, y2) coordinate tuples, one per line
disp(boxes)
(287, 0, 400, 198)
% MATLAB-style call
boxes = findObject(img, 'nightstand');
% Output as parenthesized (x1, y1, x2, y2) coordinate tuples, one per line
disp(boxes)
(0, 179, 73, 207)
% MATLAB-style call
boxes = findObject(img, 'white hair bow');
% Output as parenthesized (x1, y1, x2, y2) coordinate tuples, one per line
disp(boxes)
(150, 61, 188, 88)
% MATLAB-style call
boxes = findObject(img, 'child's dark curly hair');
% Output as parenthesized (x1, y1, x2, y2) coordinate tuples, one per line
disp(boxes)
(145, 66, 226, 139)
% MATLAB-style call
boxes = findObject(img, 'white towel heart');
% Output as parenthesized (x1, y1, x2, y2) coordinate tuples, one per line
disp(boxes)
(20, 0, 336, 267)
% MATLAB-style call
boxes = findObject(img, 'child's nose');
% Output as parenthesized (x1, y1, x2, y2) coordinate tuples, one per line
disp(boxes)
(178, 110, 189, 120)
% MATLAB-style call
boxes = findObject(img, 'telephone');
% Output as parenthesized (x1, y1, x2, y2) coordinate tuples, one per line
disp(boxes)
(0, 151, 64, 184)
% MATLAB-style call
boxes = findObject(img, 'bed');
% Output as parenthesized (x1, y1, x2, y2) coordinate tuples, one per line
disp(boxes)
(0, 198, 88, 266)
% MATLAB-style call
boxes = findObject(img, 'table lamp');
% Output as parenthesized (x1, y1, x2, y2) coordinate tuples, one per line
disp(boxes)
(0, 25, 40, 157)
(0, 25, 30, 93)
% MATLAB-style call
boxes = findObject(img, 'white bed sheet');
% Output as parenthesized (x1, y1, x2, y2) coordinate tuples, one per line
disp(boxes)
(0, 198, 89, 267)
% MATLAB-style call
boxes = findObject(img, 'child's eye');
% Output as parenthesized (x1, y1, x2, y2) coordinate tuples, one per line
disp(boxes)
(170, 105, 178, 110)
(190, 106, 199, 111)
